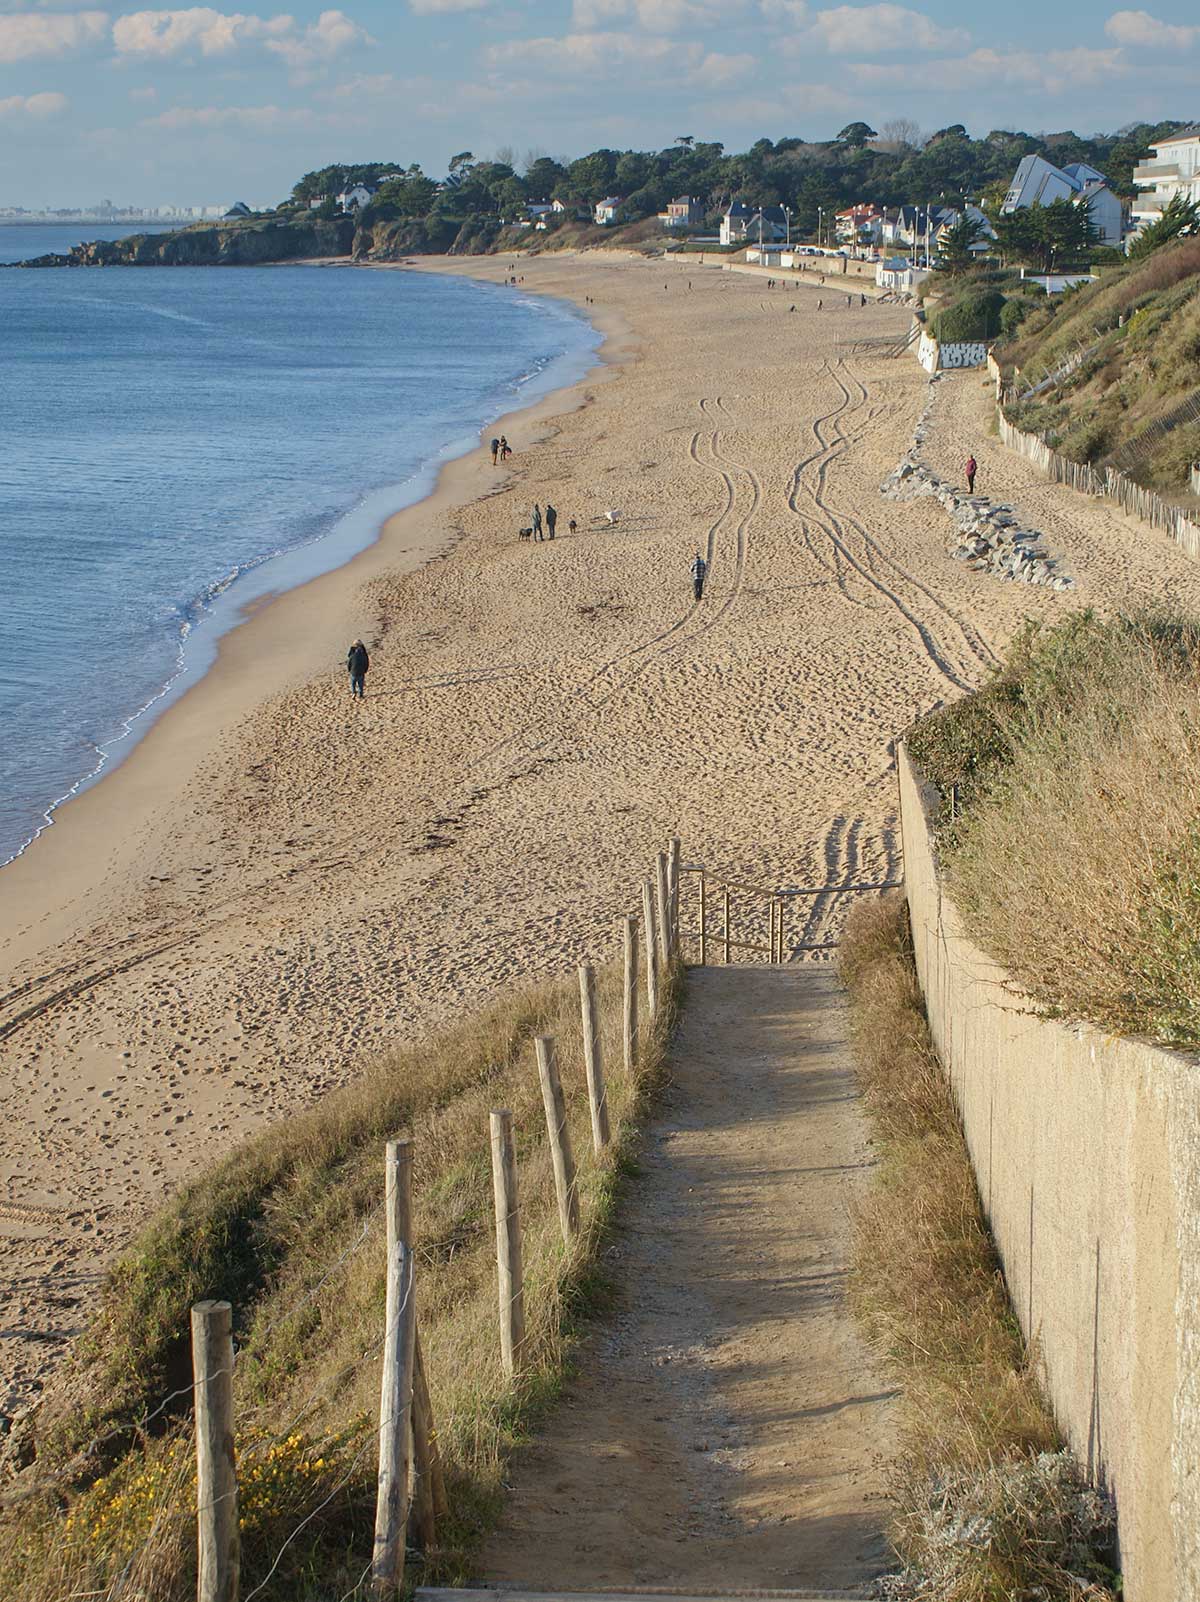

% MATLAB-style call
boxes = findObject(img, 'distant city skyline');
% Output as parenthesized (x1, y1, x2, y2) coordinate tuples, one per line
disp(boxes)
(0, 0, 1197, 205)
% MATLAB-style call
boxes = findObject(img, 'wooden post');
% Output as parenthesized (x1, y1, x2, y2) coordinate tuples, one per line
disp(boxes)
(372, 1141, 417, 1597)
(192, 1300, 239, 1602)
(642, 878, 659, 1019)
(724, 887, 731, 965)
(535, 1035, 579, 1240)
(489, 1110, 525, 1377)
(668, 837, 682, 951)
(698, 871, 707, 967)
(655, 852, 671, 968)
(578, 964, 611, 1151)
(410, 1333, 446, 1553)
(778, 897, 786, 965)
(622, 914, 638, 1073)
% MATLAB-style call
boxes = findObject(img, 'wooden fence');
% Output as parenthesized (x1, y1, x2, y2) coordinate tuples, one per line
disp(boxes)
(178, 839, 688, 1602)
(676, 863, 901, 965)
(986, 351, 1200, 558)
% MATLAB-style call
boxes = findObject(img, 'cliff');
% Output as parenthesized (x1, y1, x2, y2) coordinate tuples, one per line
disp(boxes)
(13, 216, 356, 268)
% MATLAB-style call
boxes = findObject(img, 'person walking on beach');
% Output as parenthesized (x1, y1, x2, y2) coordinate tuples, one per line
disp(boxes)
(347, 638, 369, 699)
(500, 436, 511, 460)
(532, 503, 543, 541)
(691, 550, 707, 602)
(490, 437, 500, 466)
(545, 502, 557, 539)
(965, 454, 978, 494)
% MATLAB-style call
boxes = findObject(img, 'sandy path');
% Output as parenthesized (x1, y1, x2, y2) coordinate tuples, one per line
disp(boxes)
(6, 254, 1200, 1422)
(480, 966, 894, 1595)
(918, 366, 1200, 611)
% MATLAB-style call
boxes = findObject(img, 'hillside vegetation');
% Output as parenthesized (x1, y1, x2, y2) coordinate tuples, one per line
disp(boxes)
(0, 961, 679, 1600)
(995, 238, 1200, 493)
(907, 610, 1200, 1048)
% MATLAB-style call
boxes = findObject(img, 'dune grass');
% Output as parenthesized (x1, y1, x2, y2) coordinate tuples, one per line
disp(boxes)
(840, 893, 1118, 1601)
(0, 958, 680, 1601)
(907, 609, 1200, 1048)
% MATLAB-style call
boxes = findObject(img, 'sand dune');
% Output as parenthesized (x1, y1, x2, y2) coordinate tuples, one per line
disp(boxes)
(5, 251, 1200, 1421)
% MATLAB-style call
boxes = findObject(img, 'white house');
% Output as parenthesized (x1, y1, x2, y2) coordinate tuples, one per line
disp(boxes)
(551, 198, 568, 214)
(720, 202, 787, 247)
(337, 184, 374, 212)
(594, 196, 622, 225)
(223, 201, 252, 219)
(1132, 125, 1200, 233)
(527, 203, 554, 222)
(1001, 154, 1123, 248)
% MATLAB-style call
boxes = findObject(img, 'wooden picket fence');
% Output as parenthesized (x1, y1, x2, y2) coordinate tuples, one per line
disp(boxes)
(986, 351, 1200, 558)
(184, 838, 688, 1602)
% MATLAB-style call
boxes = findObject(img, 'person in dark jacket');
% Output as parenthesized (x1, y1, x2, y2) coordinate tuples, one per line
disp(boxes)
(545, 503, 557, 539)
(965, 454, 978, 494)
(347, 638, 369, 699)
(691, 551, 707, 602)
(532, 503, 543, 540)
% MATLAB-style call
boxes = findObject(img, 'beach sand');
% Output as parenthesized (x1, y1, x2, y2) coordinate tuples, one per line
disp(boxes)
(5, 250, 1200, 1424)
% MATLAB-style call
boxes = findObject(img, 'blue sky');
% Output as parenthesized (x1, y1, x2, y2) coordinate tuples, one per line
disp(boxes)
(1, 0, 1197, 207)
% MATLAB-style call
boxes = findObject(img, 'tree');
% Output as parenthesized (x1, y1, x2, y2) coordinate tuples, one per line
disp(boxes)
(676, 134, 694, 147)
(937, 213, 987, 274)
(1128, 194, 1200, 259)
(877, 117, 923, 151)
(837, 121, 877, 148)
(994, 198, 1096, 271)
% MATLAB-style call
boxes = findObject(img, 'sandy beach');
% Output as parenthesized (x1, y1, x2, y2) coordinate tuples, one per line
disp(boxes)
(5, 248, 1200, 1421)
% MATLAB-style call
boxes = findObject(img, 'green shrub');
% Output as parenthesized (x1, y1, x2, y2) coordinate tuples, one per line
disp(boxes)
(933, 287, 1005, 342)
(999, 296, 1031, 337)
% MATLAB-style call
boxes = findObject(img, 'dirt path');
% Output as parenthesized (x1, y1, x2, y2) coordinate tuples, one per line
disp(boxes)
(480, 966, 895, 1595)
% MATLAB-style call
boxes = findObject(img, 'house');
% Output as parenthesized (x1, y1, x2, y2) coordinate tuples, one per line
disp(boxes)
(337, 184, 374, 212)
(223, 201, 252, 219)
(551, 198, 568, 214)
(875, 257, 929, 293)
(527, 203, 554, 222)
(933, 203, 997, 258)
(835, 204, 883, 246)
(1001, 154, 1123, 248)
(1132, 126, 1200, 234)
(594, 196, 622, 226)
(659, 195, 704, 229)
(720, 201, 787, 247)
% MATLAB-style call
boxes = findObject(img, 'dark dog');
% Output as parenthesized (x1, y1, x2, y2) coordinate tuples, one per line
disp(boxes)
(518, 527, 533, 542)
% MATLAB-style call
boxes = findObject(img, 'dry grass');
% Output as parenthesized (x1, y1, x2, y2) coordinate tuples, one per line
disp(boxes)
(909, 610, 1200, 1047)
(840, 893, 1118, 1600)
(0, 957, 680, 1600)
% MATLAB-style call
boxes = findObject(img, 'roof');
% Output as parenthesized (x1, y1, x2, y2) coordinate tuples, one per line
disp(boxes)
(1154, 125, 1200, 146)
(596, 196, 622, 207)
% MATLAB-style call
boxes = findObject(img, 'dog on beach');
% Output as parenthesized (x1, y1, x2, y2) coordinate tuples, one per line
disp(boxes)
(518, 527, 533, 542)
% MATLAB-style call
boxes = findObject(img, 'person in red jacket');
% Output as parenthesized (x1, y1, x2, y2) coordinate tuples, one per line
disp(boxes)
(966, 454, 978, 494)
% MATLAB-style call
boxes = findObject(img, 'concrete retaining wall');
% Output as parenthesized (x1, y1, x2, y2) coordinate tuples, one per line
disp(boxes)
(917, 330, 987, 372)
(898, 744, 1200, 1602)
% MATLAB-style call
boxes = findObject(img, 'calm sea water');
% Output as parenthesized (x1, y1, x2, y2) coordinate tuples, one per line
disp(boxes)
(0, 221, 179, 264)
(0, 264, 599, 862)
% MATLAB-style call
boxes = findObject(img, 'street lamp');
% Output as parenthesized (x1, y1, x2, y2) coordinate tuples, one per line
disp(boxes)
(783, 204, 792, 248)
(817, 205, 823, 249)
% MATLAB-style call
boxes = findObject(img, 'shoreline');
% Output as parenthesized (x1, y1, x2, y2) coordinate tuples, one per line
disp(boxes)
(0, 259, 628, 962)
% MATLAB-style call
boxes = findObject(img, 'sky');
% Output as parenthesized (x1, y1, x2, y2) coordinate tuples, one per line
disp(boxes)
(1, 0, 1198, 208)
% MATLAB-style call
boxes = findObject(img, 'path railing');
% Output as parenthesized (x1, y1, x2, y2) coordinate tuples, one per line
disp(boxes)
(677, 863, 902, 965)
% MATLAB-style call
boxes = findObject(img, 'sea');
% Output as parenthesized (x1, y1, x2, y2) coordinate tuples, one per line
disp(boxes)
(0, 232, 600, 863)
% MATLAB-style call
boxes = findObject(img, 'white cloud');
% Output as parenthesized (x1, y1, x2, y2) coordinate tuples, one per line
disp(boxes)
(264, 8, 369, 65)
(408, 0, 486, 12)
(321, 69, 395, 96)
(572, 0, 740, 32)
(1105, 8, 1198, 48)
(141, 99, 310, 125)
(853, 43, 1125, 91)
(112, 5, 368, 65)
(760, 0, 807, 18)
(485, 29, 752, 86)
(954, 44, 1124, 88)
(0, 10, 106, 62)
(806, 2, 967, 52)
(0, 87, 68, 114)
(113, 7, 289, 56)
